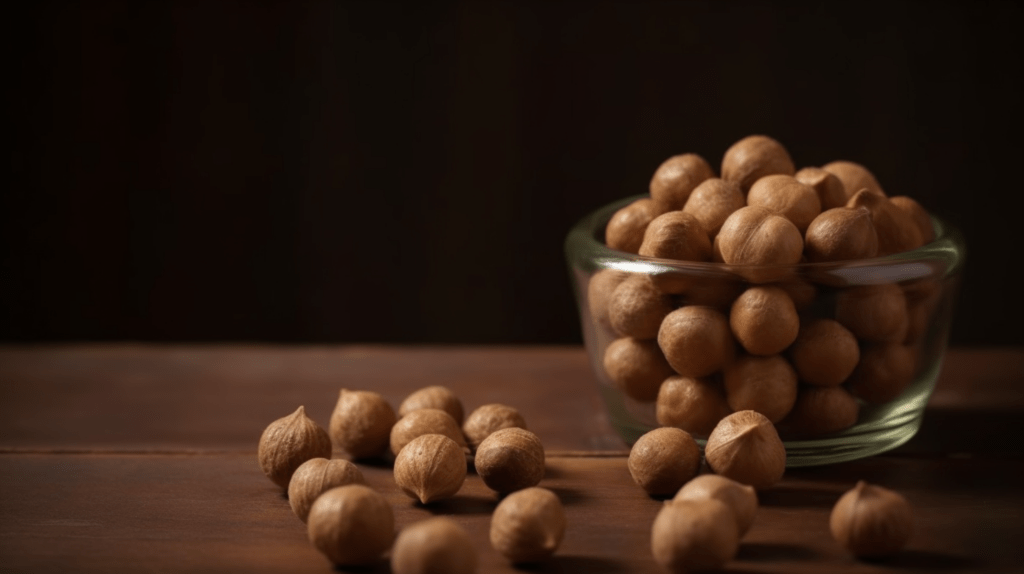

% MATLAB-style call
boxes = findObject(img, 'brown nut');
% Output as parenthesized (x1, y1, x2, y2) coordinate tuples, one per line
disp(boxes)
(391, 517, 477, 574)
(722, 355, 799, 424)
(830, 481, 914, 558)
(795, 166, 847, 210)
(638, 211, 713, 262)
(822, 160, 885, 199)
(682, 178, 745, 238)
(490, 487, 566, 563)
(307, 484, 394, 566)
(390, 408, 467, 456)
(835, 284, 909, 343)
(658, 306, 735, 378)
(628, 427, 702, 497)
(603, 337, 675, 402)
(587, 268, 628, 331)
(393, 434, 467, 504)
(771, 278, 818, 311)
(474, 427, 545, 494)
(329, 389, 397, 460)
(608, 274, 674, 339)
(678, 276, 745, 310)
(847, 190, 924, 255)
(257, 406, 333, 490)
(804, 207, 879, 262)
(399, 385, 465, 425)
(778, 385, 859, 438)
(606, 197, 657, 253)
(462, 404, 527, 452)
(890, 195, 935, 244)
(746, 174, 822, 233)
(721, 135, 795, 192)
(288, 458, 366, 523)
(729, 286, 799, 356)
(846, 343, 917, 405)
(649, 153, 715, 211)
(673, 474, 758, 536)
(717, 205, 804, 270)
(705, 410, 786, 489)
(789, 319, 860, 386)
(656, 375, 732, 438)
(651, 498, 740, 572)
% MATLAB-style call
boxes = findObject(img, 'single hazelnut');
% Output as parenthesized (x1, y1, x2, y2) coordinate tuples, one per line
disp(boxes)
(778, 385, 859, 438)
(649, 153, 715, 211)
(747, 174, 822, 233)
(603, 337, 675, 402)
(462, 404, 527, 452)
(830, 481, 914, 558)
(674, 474, 758, 536)
(729, 286, 799, 356)
(658, 306, 735, 378)
(789, 319, 860, 386)
(721, 134, 795, 192)
(846, 343, 917, 404)
(847, 190, 924, 255)
(804, 207, 879, 262)
(682, 178, 745, 237)
(656, 375, 732, 438)
(490, 487, 566, 563)
(716, 205, 804, 272)
(391, 517, 477, 574)
(771, 278, 818, 311)
(628, 427, 701, 497)
(608, 274, 674, 339)
(474, 427, 545, 494)
(306, 484, 394, 566)
(288, 457, 366, 523)
(638, 211, 713, 262)
(390, 408, 467, 456)
(821, 160, 885, 199)
(587, 268, 628, 332)
(835, 284, 909, 343)
(890, 195, 935, 244)
(795, 166, 847, 210)
(606, 197, 657, 253)
(722, 355, 798, 424)
(393, 434, 467, 504)
(651, 498, 740, 572)
(399, 385, 465, 425)
(705, 410, 786, 489)
(257, 406, 332, 490)
(329, 389, 396, 460)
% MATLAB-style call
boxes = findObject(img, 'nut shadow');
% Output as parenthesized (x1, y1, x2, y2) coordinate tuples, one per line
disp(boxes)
(866, 549, 980, 570)
(756, 483, 845, 509)
(735, 541, 821, 562)
(510, 554, 632, 573)
(543, 485, 591, 506)
(418, 493, 497, 515)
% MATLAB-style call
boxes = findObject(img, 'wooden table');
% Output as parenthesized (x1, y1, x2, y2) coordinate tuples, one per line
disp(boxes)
(1, 345, 1021, 573)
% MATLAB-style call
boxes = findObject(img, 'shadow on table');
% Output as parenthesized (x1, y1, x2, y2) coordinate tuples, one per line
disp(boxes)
(512, 554, 632, 573)
(736, 541, 821, 562)
(874, 549, 981, 571)
(898, 407, 1024, 457)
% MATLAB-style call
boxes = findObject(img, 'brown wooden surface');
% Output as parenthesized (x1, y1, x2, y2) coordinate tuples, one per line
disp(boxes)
(1, 345, 1022, 573)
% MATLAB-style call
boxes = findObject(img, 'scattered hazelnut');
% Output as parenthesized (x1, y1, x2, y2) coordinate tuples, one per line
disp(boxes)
(393, 433, 467, 504)
(638, 211, 713, 262)
(656, 375, 732, 438)
(729, 286, 799, 356)
(846, 343, 917, 404)
(722, 355, 798, 423)
(804, 207, 879, 262)
(391, 517, 477, 574)
(795, 166, 847, 210)
(682, 178, 745, 238)
(606, 197, 657, 253)
(746, 174, 822, 233)
(674, 474, 758, 536)
(587, 268, 628, 331)
(608, 274, 674, 339)
(649, 153, 715, 211)
(462, 404, 527, 452)
(257, 406, 332, 490)
(390, 408, 467, 456)
(847, 190, 924, 255)
(399, 385, 465, 425)
(830, 481, 914, 558)
(835, 284, 909, 343)
(778, 385, 859, 438)
(603, 337, 675, 402)
(651, 498, 740, 572)
(716, 205, 804, 273)
(490, 487, 566, 563)
(789, 319, 860, 386)
(474, 427, 545, 494)
(705, 410, 786, 489)
(658, 306, 735, 378)
(329, 389, 396, 460)
(821, 160, 885, 199)
(890, 195, 935, 244)
(288, 457, 366, 523)
(306, 484, 394, 566)
(628, 427, 701, 497)
(721, 135, 795, 192)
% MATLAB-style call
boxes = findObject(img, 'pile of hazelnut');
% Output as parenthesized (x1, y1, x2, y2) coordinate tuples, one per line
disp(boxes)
(255, 387, 564, 572)
(593, 135, 942, 439)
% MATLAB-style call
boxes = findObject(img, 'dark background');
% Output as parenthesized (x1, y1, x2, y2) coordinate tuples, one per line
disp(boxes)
(4, 1, 1022, 345)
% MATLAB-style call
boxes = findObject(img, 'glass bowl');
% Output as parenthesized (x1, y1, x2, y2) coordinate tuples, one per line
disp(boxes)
(565, 195, 966, 467)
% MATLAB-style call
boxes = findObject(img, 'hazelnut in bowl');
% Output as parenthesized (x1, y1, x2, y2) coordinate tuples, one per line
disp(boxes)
(564, 136, 966, 467)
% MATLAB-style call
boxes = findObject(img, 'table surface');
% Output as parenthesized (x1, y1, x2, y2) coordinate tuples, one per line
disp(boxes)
(0, 345, 1021, 574)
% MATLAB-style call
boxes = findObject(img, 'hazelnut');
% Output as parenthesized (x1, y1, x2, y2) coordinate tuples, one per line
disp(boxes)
(638, 211, 713, 262)
(890, 195, 935, 244)
(490, 487, 566, 563)
(674, 474, 758, 536)
(608, 274, 674, 339)
(729, 286, 799, 356)
(649, 153, 715, 211)
(391, 517, 477, 574)
(846, 343, 917, 404)
(722, 355, 798, 423)
(746, 174, 822, 233)
(778, 385, 859, 438)
(830, 481, 914, 558)
(658, 306, 735, 378)
(656, 375, 732, 438)
(716, 205, 804, 271)
(835, 284, 909, 343)
(393, 434, 467, 504)
(462, 403, 527, 452)
(804, 207, 879, 262)
(628, 427, 701, 497)
(681, 178, 745, 238)
(789, 319, 860, 386)
(390, 408, 467, 456)
(603, 337, 675, 402)
(795, 166, 847, 210)
(721, 134, 795, 192)
(329, 389, 396, 460)
(772, 278, 817, 310)
(677, 275, 745, 310)
(307, 484, 394, 566)
(288, 457, 366, 523)
(847, 190, 924, 255)
(821, 160, 885, 199)
(399, 385, 465, 425)
(705, 410, 786, 489)
(651, 498, 739, 572)
(257, 406, 332, 490)
(474, 427, 545, 494)
(606, 197, 657, 253)
(587, 268, 628, 332)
